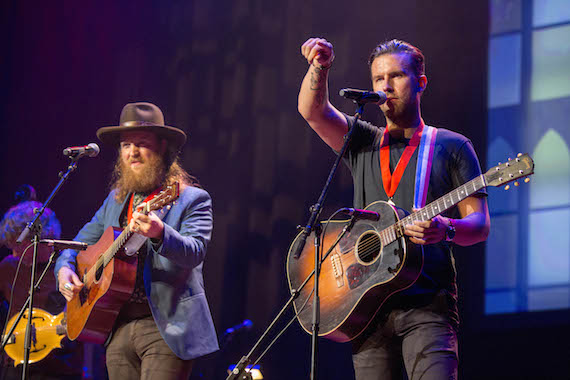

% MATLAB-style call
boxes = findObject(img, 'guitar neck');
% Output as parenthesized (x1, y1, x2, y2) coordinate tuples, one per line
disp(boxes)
(380, 174, 486, 245)
(82, 183, 180, 284)
(85, 208, 151, 283)
(102, 225, 137, 267)
(104, 204, 156, 267)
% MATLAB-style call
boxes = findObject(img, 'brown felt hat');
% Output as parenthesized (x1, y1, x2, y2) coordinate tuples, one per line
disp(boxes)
(96, 102, 187, 149)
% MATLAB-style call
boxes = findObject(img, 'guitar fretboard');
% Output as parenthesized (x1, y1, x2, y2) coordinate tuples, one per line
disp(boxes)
(378, 174, 486, 246)
(83, 218, 140, 284)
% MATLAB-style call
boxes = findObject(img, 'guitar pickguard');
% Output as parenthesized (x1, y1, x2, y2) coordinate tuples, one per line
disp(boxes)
(346, 260, 380, 290)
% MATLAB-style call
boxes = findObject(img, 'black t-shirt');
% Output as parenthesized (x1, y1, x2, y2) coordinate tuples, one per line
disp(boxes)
(342, 115, 486, 327)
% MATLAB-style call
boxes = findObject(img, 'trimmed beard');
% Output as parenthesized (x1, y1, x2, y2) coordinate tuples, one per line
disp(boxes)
(111, 152, 166, 200)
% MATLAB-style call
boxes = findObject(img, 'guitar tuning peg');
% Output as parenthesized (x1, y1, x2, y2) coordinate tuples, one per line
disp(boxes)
(517, 153, 522, 157)
(508, 157, 512, 161)
(504, 185, 510, 190)
(514, 181, 519, 187)
(524, 177, 530, 183)
(166, 205, 171, 210)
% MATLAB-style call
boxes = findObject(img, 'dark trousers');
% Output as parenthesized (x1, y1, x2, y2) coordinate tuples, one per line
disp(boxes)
(106, 316, 194, 380)
(351, 295, 458, 380)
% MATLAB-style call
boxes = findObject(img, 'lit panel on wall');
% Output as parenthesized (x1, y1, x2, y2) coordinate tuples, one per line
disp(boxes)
(485, 290, 518, 314)
(486, 0, 570, 316)
(529, 129, 570, 209)
(490, 0, 522, 34)
(528, 287, 570, 311)
(531, 25, 570, 101)
(533, 0, 570, 27)
(528, 209, 570, 286)
(486, 214, 519, 289)
(488, 34, 522, 108)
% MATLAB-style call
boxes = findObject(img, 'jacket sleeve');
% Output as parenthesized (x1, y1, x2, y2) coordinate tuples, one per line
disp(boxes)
(54, 193, 115, 276)
(150, 187, 213, 269)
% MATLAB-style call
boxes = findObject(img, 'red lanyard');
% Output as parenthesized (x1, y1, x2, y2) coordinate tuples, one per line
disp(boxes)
(127, 188, 162, 223)
(379, 124, 424, 198)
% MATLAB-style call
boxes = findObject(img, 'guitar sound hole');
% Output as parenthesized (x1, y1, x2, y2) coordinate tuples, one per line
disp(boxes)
(356, 231, 382, 264)
(95, 262, 104, 282)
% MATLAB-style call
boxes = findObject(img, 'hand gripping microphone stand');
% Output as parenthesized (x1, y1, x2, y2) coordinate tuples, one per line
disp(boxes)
(227, 96, 373, 380)
(1, 153, 86, 380)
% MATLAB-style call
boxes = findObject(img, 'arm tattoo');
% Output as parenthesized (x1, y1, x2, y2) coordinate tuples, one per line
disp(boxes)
(309, 66, 328, 106)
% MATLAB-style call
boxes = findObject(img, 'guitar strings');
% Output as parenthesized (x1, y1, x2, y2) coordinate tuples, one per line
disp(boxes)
(315, 180, 480, 276)
(82, 198, 155, 284)
(353, 179, 483, 261)
(83, 187, 176, 284)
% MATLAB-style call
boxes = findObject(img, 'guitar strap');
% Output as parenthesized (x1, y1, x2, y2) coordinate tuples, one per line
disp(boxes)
(413, 125, 438, 209)
(127, 187, 163, 223)
(379, 124, 424, 201)
(379, 123, 437, 208)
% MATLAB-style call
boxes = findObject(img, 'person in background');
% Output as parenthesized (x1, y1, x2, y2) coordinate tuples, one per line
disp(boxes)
(0, 185, 83, 380)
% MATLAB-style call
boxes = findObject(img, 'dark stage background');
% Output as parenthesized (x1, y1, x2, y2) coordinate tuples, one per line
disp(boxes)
(0, 1, 567, 379)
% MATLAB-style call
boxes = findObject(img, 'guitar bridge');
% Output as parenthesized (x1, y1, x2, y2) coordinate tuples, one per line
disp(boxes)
(330, 253, 344, 288)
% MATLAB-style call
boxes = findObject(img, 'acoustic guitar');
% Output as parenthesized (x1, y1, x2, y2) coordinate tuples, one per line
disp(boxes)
(66, 183, 179, 344)
(287, 154, 534, 342)
(3, 308, 65, 366)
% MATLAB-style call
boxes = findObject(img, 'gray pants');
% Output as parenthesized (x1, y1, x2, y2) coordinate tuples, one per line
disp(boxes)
(106, 316, 194, 380)
(352, 294, 458, 380)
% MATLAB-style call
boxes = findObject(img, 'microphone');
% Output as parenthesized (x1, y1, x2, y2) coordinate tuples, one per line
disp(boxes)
(339, 88, 387, 104)
(63, 143, 100, 158)
(340, 208, 381, 221)
(40, 239, 89, 251)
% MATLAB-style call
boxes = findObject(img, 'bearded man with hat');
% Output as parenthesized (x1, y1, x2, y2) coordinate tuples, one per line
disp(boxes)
(55, 102, 218, 379)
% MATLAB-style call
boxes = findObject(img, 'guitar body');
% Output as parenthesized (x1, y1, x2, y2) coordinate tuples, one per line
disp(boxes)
(287, 154, 535, 342)
(3, 308, 65, 366)
(287, 201, 423, 342)
(66, 226, 137, 344)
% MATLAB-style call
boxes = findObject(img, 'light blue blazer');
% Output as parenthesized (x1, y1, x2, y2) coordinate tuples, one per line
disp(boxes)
(54, 186, 219, 360)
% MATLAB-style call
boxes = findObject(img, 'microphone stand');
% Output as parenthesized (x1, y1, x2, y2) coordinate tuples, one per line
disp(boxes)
(226, 219, 353, 380)
(6, 156, 82, 380)
(228, 100, 367, 380)
(1, 247, 63, 352)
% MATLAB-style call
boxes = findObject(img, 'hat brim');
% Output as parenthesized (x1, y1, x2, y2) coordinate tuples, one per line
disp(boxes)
(96, 124, 187, 150)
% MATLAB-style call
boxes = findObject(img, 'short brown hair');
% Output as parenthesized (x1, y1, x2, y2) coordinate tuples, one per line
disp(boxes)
(368, 39, 425, 78)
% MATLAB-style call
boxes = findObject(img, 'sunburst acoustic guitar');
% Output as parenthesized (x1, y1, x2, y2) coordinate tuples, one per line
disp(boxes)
(287, 154, 534, 342)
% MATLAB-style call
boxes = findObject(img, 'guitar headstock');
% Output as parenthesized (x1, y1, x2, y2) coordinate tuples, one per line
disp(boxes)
(484, 153, 534, 189)
(145, 182, 180, 213)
